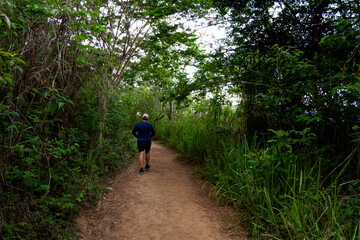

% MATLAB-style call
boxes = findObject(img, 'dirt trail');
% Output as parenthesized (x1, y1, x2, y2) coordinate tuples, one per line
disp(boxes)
(76, 142, 248, 240)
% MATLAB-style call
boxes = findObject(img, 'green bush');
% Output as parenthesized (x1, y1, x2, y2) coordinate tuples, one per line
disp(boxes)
(155, 112, 360, 239)
(0, 88, 137, 239)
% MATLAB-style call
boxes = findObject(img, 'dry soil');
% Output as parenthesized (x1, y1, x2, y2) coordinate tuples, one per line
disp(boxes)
(76, 142, 249, 240)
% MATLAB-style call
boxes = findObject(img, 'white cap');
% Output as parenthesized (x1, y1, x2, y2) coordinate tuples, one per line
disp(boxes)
(142, 113, 149, 120)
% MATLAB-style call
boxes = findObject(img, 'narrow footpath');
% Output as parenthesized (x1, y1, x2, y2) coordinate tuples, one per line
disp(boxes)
(76, 142, 248, 240)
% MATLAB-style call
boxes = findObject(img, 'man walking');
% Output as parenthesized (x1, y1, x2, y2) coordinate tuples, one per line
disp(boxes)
(132, 113, 156, 174)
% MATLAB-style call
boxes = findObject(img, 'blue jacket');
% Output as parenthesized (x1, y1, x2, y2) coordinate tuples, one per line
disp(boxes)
(132, 121, 155, 142)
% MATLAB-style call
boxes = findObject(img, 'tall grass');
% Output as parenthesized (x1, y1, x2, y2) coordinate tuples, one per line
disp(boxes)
(155, 117, 220, 163)
(155, 117, 360, 239)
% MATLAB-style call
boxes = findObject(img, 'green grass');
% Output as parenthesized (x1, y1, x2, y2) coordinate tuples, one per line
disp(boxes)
(155, 117, 360, 239)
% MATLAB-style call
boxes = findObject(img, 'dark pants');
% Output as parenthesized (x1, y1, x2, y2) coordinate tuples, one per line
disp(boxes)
(137, 140, 151, 153)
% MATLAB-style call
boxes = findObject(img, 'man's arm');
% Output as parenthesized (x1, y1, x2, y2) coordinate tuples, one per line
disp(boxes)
(150, 124, 155, 138)
(132, 125, 138, 138)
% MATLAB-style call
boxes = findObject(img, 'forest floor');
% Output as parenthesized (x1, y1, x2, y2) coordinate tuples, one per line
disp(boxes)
(75, 142, 249, 240)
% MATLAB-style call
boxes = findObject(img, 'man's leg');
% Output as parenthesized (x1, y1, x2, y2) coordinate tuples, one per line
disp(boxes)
(145, 151, 150, 166)
(139, 151, 145, 168)
(145, 142, 151, 171)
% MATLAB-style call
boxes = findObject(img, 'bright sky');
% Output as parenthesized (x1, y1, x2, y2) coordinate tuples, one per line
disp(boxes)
(182, 15, 228, 77)
(181, 17, 242, 105)
(186, 16, 228, 53)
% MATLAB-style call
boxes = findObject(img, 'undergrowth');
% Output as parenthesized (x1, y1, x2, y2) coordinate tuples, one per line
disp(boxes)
(0, 89, 137, 239)
(0, 129, 136, 239)
(155, 116, 360, 240)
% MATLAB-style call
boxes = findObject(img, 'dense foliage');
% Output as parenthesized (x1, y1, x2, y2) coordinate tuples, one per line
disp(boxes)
(0, 0, 208, 238)
(151, 0, 360, 239)
(1, 0, 359, 239)
(193, 0, 360, 175)
(156, 107, 360, 239)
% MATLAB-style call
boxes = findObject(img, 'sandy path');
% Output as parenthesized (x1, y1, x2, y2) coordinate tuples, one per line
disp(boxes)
(76, 142, 248, 240)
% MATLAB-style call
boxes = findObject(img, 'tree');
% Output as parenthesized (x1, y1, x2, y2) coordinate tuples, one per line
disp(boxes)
(197, 0, 360, 153)
(0, 0, 213, 238)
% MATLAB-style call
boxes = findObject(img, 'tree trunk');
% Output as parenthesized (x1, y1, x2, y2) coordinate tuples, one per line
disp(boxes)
(308, 0, 328, 61)
(0, 152, 7, 192)
(99, 95, 107, 144)
(357, 148, 360, 179)
(168, 101, 173, 120)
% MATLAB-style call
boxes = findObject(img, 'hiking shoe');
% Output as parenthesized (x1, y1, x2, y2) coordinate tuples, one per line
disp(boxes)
(139, 168, 144, 175)
(145, 165, 151, 171)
